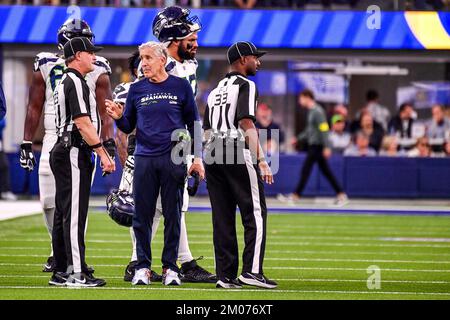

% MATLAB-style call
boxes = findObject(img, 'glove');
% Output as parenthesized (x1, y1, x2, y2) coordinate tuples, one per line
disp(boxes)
(127, 134, 136, 156)
(103, 138, 116, 160)
(187, 171, 200, 196)
(20, 141, 36, 172)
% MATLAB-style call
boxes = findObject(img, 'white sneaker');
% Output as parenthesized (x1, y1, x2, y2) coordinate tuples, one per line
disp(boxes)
(1, 192, 17, 201)
(131, 268, 151, 285)
(335, 194, 349, 207)
(276, 193, 297, 205)
(162, 268, 181, 286)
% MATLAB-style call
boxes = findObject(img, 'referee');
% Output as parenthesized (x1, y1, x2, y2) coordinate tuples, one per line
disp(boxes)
(49, 37, 115, 287)
(203, 41, 277, 289)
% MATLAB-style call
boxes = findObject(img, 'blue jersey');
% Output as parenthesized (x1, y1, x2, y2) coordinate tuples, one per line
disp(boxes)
(0, 82, 6, 120)
(116, 75, 201, 157)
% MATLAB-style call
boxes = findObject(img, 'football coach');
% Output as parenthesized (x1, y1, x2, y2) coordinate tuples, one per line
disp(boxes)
(105, 41, 204, 286)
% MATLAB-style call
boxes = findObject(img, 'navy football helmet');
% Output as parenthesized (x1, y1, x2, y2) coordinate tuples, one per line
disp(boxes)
(106, 189, 134, 227)
(57, 18, 95, 50)
(152, 6, 201, 42)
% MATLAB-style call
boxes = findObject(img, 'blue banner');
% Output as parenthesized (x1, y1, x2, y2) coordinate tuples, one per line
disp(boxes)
(0, 5, 449, 49)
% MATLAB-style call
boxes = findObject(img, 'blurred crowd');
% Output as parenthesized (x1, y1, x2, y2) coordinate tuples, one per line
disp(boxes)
(2, 0, 449, 10)
(318, 90, 450, 158)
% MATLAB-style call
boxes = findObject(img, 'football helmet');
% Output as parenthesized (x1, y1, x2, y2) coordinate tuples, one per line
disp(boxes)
(152, 6, 201, 43)
(106, 189, 134, 227)
(57, 18, 95, 51)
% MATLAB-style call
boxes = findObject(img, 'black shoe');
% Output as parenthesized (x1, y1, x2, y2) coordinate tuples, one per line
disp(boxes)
(42, 256, 54, 273)
(238, 272, 277, 289)
(48, 272, 68, 286)
(150, 270, 162, 282)
(123, 261, 138, 282)
(66, 272, 106, 287)
(86, 265, 95, 274)
(180, 257, 217, 283)
(216, 278, 242, 289)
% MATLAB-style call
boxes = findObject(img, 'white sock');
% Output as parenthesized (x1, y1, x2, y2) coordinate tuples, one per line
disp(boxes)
(130, 227, 137, 262)
(42, 207, 54, 256)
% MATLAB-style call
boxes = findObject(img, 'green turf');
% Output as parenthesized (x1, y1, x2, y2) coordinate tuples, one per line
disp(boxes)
(1, 211, 450, 300)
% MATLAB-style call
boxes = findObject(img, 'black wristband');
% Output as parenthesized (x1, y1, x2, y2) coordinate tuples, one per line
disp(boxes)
(90, 142, 102, 149)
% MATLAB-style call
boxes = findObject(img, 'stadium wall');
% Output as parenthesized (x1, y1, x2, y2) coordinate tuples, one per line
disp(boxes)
(6, 153, 450, 199)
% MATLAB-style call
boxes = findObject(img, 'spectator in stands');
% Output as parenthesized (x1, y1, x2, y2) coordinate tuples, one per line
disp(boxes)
(444, 140, 450, 157)
(379, 135, 405, 157)
(388, 102, 416, 151)
(407, 137, 431, 157)
(355, 112, 384, 152)
(426, 104, 450, 154)
(234, 0, 257, 8)
(329, 114, 351, 154)
(255, 103, 285, 154)
(0, 118, 17, 201)
(0, 81, 5, 120)
(388, 102, 415, 138)
(292, 0, 359, 9)
(343, 131, 377, 157)
(426, 104, 450, 140)
(363, 89, 391, 131)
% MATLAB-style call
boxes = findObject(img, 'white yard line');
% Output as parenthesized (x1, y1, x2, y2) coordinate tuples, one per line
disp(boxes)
(0, 285, 449, 296)
(2, 253, 450, 264)
(1, 263, 449, 273)
(0, 275, 449, 285)
(2, 247, 450, 257)
(3, 238, 450, 248)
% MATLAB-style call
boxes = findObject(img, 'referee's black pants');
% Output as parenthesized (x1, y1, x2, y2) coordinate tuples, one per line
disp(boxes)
(295, 144, 343, 196)
(205, 147, 267, 280)
(50, 142, 94, 274)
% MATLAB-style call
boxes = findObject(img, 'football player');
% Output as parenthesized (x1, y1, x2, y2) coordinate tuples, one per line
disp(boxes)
(20, 18, 116, 273)
(109, 6, 216, 284)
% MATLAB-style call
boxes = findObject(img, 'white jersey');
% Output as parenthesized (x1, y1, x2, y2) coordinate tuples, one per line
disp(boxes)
(113, 81, 136, 105)
(34, 52, 111, 135)
(165, 56, 198, 96)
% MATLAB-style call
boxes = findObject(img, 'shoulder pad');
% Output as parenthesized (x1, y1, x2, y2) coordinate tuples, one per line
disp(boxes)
(113, 82, 131, 104)
(33, 52, 58, 72)
(165, 61, 176, 73)
(94, 56, 112, 75)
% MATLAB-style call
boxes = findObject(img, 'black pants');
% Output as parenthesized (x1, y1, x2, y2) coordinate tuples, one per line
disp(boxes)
(205, 147, 267, 280)
(0, 150, 11, 193)
(50, 142, 94, 274)
(295, 145, 343, 196)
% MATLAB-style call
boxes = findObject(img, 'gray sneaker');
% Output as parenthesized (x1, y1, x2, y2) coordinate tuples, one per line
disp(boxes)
(65, 272, 106, 287)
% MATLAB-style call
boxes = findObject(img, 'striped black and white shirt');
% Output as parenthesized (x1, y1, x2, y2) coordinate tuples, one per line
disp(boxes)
(54, 68, 100, 137)
(203, 71, 257, 136)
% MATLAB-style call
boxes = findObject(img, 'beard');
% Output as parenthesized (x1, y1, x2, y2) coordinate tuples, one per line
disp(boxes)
(178, 44, 196, 61)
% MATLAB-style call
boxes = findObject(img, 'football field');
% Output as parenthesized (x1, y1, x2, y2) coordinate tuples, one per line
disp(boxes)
(1, 209, 450, 300)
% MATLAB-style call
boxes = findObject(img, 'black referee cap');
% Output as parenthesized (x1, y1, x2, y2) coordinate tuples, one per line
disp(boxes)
(226, 41, 267, 65)
(63, 37, 102, 59)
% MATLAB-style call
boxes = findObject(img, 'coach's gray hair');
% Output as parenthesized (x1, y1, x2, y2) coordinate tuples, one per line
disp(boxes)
(138, 41, 168, 60)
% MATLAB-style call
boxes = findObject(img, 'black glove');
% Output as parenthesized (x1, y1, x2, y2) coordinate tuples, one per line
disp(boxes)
(187, 172, 200, 196)
(103, 138, 116, 160)
(20, 141, 36, 172)
(127, 134, 136, 156)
